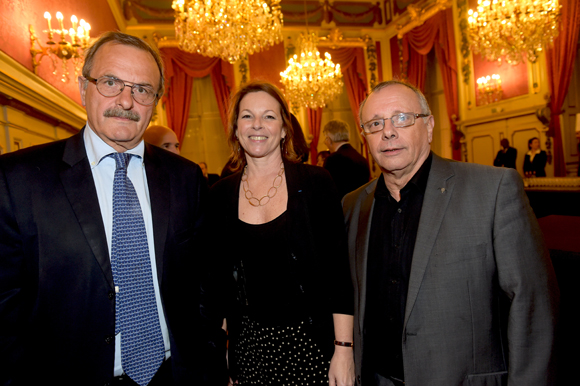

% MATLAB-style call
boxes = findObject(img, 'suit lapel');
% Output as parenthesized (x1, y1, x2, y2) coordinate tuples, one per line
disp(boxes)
(144, 144, 170, 284)
(403, 154, 455, 326)
(356, 181, 377, 329)
(61, 130, 113, 289)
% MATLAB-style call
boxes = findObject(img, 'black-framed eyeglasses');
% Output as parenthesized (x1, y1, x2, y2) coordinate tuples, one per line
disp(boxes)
(361, 112, 430, 134)
(84, 76, 158, 106)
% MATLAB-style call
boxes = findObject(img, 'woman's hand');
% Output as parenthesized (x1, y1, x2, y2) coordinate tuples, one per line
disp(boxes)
(328, 346, 355, 386)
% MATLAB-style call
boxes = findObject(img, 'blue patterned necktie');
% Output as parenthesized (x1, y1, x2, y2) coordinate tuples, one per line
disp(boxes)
(109, 152, 165, 386)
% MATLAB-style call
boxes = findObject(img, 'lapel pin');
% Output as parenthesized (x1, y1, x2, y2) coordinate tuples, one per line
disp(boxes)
(440, 188, 446, 193)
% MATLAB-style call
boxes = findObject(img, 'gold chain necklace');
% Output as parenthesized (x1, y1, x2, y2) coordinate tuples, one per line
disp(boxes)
(241, 162, 285, 207)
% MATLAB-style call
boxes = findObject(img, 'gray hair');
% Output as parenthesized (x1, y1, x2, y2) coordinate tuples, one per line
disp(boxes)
(82, 31, 165, 98)
(358, 80, 431, 127)
(323, 119, 350, 142)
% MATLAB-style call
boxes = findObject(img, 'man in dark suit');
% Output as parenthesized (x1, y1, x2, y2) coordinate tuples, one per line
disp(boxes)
(342, 80, 558, 386)
(493, 138, 517, 169)
(323, 119, 370, 198)
(0, 32, 224, 385)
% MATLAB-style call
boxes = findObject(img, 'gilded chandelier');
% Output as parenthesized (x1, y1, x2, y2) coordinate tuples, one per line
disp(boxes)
(280, 33, 343, 109)
(172, 0, 283, 63)
(29, 12, 91, 82)
(467, 0, 561, 65)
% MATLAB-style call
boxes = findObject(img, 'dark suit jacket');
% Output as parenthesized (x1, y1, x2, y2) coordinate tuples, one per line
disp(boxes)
(324, 143, 370, 198)
(0, 130, 224, 386)
(204, 162, 353, 379)
(493, 147, 517, 169)
(342, 154, 558, 386)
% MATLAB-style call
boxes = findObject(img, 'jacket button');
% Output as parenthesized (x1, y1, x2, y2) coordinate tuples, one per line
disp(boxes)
(108, 290, 115, 300)
(105, 335, 114, 345)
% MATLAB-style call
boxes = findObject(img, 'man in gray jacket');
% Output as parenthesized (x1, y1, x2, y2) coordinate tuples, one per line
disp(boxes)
(343, 80, 558, 386)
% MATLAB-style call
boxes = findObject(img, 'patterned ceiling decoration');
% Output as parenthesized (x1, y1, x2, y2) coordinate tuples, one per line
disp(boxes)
(281, 0, 382, 27)
(121, 0, 384, 27)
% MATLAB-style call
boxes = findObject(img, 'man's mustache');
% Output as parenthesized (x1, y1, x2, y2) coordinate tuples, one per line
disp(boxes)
(103, 108, 140, 122)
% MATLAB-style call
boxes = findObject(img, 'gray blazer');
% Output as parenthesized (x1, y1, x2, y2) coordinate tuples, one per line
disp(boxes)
(342, 154, 558, 386)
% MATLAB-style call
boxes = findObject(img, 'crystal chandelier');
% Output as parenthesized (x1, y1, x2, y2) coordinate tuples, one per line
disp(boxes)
(467, 0, 561, 65)
(29, 12, 91, 82)
(172, 0, 283, 63)
(280, 32, 344, 109)
(476, 74, 503, 105)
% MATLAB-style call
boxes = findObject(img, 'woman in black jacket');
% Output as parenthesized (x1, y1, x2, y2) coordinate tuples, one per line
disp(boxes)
(205, 81, 354, 386)
(523, 137, 547, 177)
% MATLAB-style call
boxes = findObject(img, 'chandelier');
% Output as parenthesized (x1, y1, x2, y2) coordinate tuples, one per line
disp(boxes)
(467, 0, 561, 65)
(280, 32, 344, 109)
(476, 74, 503, 105)
(29, 12, 91, 82)
(172, 0, 283, 63)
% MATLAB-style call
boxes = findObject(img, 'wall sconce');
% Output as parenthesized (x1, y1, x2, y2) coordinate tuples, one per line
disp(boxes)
(476, 74, 503, 106)
(29, 12, 91, 83)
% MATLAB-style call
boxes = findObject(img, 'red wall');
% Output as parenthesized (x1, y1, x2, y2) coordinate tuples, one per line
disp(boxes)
(0, 0, 119, 105)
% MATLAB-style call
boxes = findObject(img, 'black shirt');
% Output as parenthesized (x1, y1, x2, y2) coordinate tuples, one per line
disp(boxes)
(363, 154, 432, 382)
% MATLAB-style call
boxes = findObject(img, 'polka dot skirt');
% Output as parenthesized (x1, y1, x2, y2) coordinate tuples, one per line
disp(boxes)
(233, 316, 331, 385)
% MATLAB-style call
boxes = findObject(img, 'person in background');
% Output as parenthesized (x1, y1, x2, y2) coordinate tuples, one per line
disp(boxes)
(199, 161, 220, 187)
(0, 31, 225, 385)
(205, 81, 354, 386)
(493, 138, 517, 169)
(343, 80, 558, 386)
(323, 119, 370, 198)
(317, 150, 331, 167)
(523, 137, 547, 177)
(143, 124, 181, 155)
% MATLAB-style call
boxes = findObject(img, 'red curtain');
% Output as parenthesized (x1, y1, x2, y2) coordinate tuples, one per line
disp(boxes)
(165, 70, 194, 143)
(307, 107, 324, 163)
(400, 8, 461, 160)
(308, 47, 369, 163)
(161, 48, 233, 141)
(545, 0, 580, 176)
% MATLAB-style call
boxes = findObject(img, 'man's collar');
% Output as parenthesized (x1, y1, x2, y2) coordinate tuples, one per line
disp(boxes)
(375, 153, 433, 200)
(83, 123, 145, 169)
(335, 141, 349, 151)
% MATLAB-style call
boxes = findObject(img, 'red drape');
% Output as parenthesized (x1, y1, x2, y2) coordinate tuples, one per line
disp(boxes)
(307, 107, 324, 163)
(307, 47, 369, 163)
(401, 8, 461, 160)
(545, 0, 580, 176)
(248, 43, 287, 90)
(161, 48, 233, 141)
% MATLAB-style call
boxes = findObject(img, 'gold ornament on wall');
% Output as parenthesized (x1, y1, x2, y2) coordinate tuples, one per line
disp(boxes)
(29, 12, 91, 82)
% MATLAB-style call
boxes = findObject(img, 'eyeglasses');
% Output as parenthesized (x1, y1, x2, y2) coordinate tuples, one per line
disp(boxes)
(84, 76, 158, 106)
(361, 112, 430, 134)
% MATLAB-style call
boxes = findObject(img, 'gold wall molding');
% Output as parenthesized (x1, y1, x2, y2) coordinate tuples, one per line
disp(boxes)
(391, 0, 453, 38)
(0, 50, 86, 129)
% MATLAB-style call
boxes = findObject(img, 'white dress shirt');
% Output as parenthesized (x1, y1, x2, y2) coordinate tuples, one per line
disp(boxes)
(83, 125, 170, 376)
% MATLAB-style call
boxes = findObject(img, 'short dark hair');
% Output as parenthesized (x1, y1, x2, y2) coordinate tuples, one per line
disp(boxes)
(359, 80, 431, 127)
(226, 81, 299, 172)
(82, 31, 165, 98)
